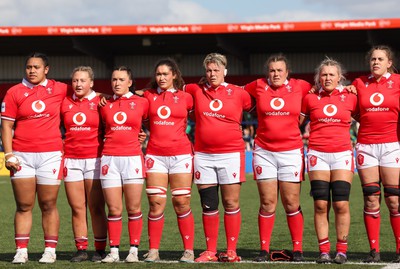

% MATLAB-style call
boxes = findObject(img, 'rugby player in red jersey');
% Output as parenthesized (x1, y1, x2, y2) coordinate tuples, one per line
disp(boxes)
(353, 45, 400, 263)
(142, 58, 195, 262)
(99, 66, 149, 263)
(244, 54, 311, 262)
(1, 52, 68, 264)
(185, 53, 253, 263)
(61, 66, 107, 262)
(301, 58, 358, 264)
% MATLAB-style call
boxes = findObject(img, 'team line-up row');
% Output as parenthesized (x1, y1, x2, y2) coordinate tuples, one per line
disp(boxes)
(1, 45, 399, 264)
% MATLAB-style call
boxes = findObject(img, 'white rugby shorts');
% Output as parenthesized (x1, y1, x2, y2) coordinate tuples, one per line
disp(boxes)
(253, 145, 304, 182)
(100, 155, 145, 188)
(193, 151, 245, 185)
(63, 157, 101, 182)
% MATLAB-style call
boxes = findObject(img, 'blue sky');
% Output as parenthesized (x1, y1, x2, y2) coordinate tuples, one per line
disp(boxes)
(1, 0, 399, 26)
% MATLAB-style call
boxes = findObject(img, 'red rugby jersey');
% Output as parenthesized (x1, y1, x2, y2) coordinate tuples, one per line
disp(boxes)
(1, 79, 68, 152)
(184, 82, 253, 153)
(144, 88, 193, 156)
(301, 87, 358, 152)
(61, 91, 104, 158)
(353, 73, 400, 144)
(245, 78, 311, 151)
(100, 92, 149, 156)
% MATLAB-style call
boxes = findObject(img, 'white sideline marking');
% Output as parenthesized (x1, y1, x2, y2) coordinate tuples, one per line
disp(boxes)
(382, 264, 400, 269)
(145, 260, 396, 266)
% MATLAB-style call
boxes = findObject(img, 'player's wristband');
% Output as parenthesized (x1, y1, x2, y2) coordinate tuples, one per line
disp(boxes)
(4, 152, 13, 157)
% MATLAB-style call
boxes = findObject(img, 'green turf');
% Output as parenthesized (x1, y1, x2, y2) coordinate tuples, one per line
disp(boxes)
(0, 174, 394, 268)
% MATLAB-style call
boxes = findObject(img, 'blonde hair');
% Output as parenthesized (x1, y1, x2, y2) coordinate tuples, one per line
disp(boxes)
(203, 53, 227, 69)
(71, 66, 94, 81)
(314, 57, 346, 88)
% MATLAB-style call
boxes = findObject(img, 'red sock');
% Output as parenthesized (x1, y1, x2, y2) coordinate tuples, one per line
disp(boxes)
(15, 234, 29, 249)
(44, 235, 58, 249)
(286, 207, 304, 252)
(318, 237, 330, 253)
(336, 239, 348, 254)
(128, 212, 143, 246)
(94, 237, 107, 251)
(364, 208, 380, 252)
(224, 208, 241, 251)
(177, 210, 194, 250)
(74, 237, 88, 250)
(390, 211, 400, 254)
(107, 215, 122, 247)
(258, 209, 275, 252)
(148, 213, 164, 249)
(202, 210, 219, 253)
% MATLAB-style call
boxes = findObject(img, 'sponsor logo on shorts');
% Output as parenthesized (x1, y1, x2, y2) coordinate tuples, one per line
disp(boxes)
(63, 167, 68, 177)
(255, 165, 262, 175)
(194, 171, 200, 179)
(102, 165, 109, 175)
(146, 158, 154, 169)
(309, 155, 317, 167)
(357, 154, 364, 165)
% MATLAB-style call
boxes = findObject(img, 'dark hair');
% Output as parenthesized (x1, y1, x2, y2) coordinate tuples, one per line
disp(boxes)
(366, 45, 397, 74)
(264, 53, 291, 77)
(148, 58, 185, 90)
(112, 66, 136, 91)
(25, 52, 49, 67)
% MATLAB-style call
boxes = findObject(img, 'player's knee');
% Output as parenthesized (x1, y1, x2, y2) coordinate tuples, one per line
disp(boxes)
(332, 181, 351, 202)
(362, 182, 381, 197)
(199, 186, 219, 212)
(171, 187, 191, 198)
(146, 186, 167, 198)
(383, 185, 399, 198)
(310, 180, 330, 201)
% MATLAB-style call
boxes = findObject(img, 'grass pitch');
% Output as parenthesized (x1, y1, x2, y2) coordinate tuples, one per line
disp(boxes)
(0, 174, 395, 268)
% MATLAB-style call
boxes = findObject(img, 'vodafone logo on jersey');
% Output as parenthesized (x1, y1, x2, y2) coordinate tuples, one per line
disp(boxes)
(72, 112, 87, 125)
(157, 105, 171, 119)
(270, 98, 285, 110)
(113, 111, 127, 124)
(369, 93, 384, 106)
(209, 99, 223, 111)
(322, 104, 337, 117)
(32, 100, 46, 113)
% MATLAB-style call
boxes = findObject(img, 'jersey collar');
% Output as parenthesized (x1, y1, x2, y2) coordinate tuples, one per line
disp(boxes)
(204, 82, 228, 91)
(72, 90, 96, 101)
(267, 78, 289, 87)
(318, 85, 344, 96)
(113, 91, 133, 100)
(22, 78, 48, 89)
(157, 87, 177, 94)
(368, 72, 391, 80)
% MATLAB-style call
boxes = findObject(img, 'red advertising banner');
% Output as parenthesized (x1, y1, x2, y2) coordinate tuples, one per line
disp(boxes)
(0, 18, 398, 36)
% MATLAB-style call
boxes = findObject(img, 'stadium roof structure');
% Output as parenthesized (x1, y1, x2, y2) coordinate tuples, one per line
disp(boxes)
(1, 18, 400, 70)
